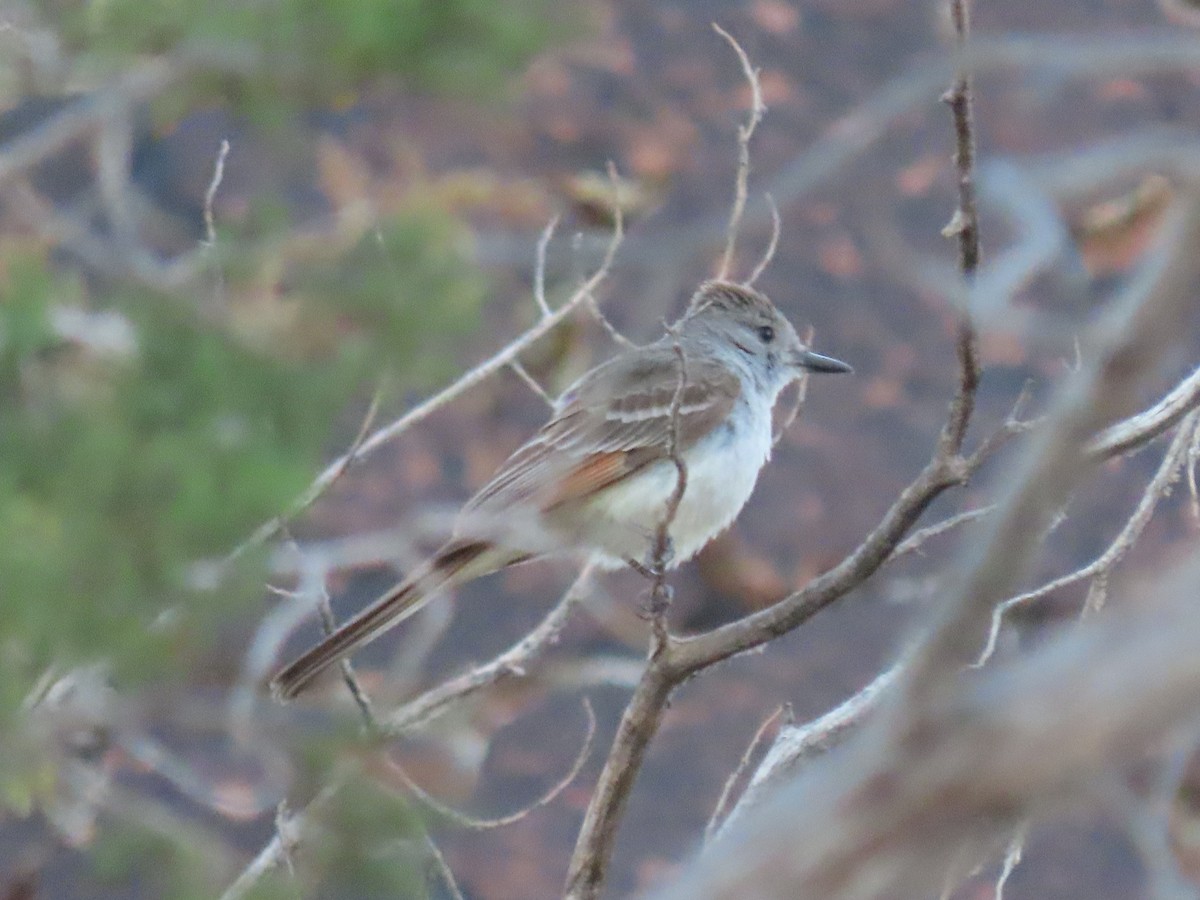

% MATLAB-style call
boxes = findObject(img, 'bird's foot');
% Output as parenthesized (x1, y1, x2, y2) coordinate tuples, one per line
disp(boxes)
(627, 537, 674, 580)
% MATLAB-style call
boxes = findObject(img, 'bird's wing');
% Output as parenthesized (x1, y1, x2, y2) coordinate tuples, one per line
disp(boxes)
(465, 346, 741, 514)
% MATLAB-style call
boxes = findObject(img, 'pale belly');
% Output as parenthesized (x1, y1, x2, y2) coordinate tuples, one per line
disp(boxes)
(576, 403, 774, 569)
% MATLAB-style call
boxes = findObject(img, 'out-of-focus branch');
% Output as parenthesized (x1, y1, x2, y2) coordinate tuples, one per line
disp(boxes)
(905, 190, 1200, 700)
(1088, 362, 1200, 458)
(653, 551, 1200, 900)
(746, 194, 781, 287)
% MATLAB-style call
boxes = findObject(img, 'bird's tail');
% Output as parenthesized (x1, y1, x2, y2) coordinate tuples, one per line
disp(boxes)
(270, 539, 506, 700)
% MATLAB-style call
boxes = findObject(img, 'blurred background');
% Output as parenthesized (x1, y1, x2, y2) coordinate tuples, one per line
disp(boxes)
(2, 0, 1199, 897)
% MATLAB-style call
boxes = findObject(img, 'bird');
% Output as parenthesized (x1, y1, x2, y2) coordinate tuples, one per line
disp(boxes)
(271, 280, 851, 699)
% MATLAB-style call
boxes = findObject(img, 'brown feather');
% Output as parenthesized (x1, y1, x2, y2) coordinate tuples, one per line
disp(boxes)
(465, 349, 740, 516)
(271, 539, 502, 700)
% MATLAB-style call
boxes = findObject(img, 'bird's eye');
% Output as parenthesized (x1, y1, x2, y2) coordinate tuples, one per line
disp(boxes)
(757, 325, 775, 343)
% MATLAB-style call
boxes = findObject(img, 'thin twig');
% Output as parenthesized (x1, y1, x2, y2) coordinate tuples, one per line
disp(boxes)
(203, 138, 230, 248)
(746, 193, 781, 286)
(1188, 422, 1200, 522)
(704, 704, 787, 842)
(994, 824, 1027, 900)
(584, 164, 637, 350)
(508, 359, 555, 407)
(533, 215, 559, 319)
(648, 335, 690, 642)
(220, 787, 328, 900)
(772, 373, 808, 447)
(1088, 363, 1200, 458)
(382, 565, 593, 735)
(312, 569, 379, 734)
(382, 698, 595, 830)
(423, 832, 466, 900)
(889, 505, 995, 559)
(713, 23, 766, 282)
(721, 661, 904, 833)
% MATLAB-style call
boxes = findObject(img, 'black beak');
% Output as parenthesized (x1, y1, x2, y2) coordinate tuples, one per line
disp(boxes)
(794, 349, 853, 374)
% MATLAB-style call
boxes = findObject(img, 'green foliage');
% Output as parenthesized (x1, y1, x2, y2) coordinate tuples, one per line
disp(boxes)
(57, 0, 568, 103)
(0, 202, 484, 708)
(308, 774, 427, 898)
(0, 0, 572, 892)
(90, 820, 224, 900)
(299, 208, 486, 377)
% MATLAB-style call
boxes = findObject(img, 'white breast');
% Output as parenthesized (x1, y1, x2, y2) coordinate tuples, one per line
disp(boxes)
(585, 395, 775, 569)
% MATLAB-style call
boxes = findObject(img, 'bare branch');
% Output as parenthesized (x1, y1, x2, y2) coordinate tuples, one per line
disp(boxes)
(382, 698, 595, 830)
(713, 23, 766, 282)
(1189, 422, 1200, 522)
(889, 505, 995, 560)
(771, 372, 808, 447)
(220, 789, 325, 900)
(584, 164, 637, 350)
(649, 334, 690, 641)
(203, 138, 231, 248)
(906, 191, 1200, 697)
(704, 704, 787, 843)
(507, 358, 555, 408)
(224, 569, 592, 900)
(654, 551, 1200, 900)
(994, 826, 1027, 900)
(311, 568, 379, 734)
(1088, 363, 1200, 458)
(423, 832, 465, 900)
(975, 410, 1198, 666)
(382, 565, 593, 735)
(533, 215, 559, 319)
(720, 661, 903, 834)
